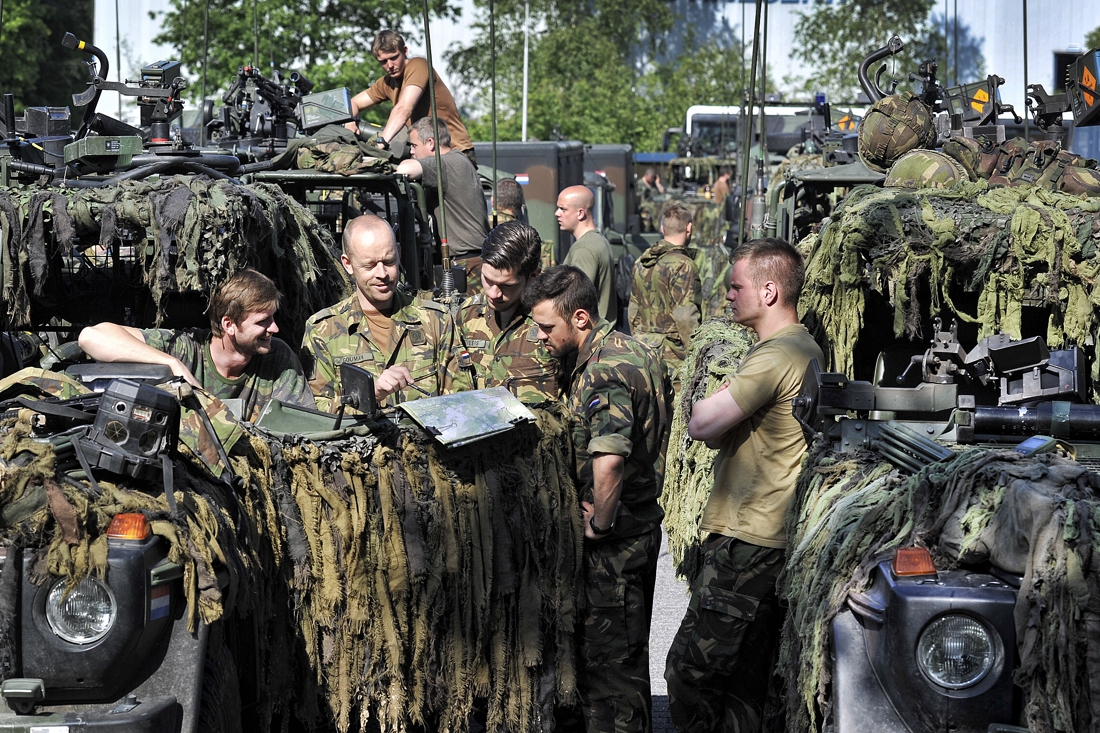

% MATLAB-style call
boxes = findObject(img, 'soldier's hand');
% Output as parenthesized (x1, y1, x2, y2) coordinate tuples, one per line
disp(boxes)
(344, 120, 360, 135)
(375, 365, 414, 401)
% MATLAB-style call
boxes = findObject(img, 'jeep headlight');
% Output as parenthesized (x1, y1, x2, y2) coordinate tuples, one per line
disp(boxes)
(45, 577, 117, 644)
(916, 614, 996, 689)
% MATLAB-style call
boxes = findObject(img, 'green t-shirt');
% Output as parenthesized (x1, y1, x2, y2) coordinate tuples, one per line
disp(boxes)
(702, 324, 824, 549)
(143, 328, 315, 421)
(563, 229, 617, 328)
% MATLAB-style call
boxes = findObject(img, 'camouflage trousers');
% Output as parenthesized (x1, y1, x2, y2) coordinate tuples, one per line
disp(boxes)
(573, 526, 661, 733)
(664, 534, 785, 733)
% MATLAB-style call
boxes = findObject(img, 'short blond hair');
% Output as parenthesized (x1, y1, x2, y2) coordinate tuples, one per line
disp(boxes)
(209, 268, 281, 336)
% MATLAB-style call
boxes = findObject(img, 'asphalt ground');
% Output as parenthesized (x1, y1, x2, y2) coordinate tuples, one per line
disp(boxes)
(649, 532, 691, 733)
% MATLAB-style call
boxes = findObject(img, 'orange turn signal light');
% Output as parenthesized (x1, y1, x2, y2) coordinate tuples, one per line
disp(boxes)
(107, 513, 151, 541)
(892, 547, 937, 577)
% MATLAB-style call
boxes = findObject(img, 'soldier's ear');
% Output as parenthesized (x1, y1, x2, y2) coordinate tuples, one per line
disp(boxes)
(572, 308, 591, 330)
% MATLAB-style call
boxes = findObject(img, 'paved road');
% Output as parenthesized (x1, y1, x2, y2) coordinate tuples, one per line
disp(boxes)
(649, 533, 690, 733)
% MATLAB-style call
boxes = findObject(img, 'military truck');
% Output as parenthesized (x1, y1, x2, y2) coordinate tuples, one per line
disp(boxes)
(0, 28, 536, 730)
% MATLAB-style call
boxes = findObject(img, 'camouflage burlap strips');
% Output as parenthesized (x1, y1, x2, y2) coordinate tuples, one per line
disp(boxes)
(780, 442, 1100, 733)
(0, 177, 349, 345)
(798, 183, 1100, 385)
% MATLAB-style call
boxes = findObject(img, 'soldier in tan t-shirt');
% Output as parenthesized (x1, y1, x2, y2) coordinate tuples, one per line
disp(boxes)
(665, 238, 824, 733)
(346, 29, 475, 164)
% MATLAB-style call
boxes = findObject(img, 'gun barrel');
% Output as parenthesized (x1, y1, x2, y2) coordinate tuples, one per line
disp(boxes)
(974, 403, 1100, 441)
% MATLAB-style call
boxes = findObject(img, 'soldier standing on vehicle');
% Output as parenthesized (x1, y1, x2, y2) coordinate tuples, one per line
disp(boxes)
(447, 221, 560, 402)
(397, 117, 490, 297)
(523, 265, 671, 733)
(78, 269, 315, 421)
(300, 213, 454, 411)
(346, 29, 476, 166)
(665, 238, 824, 733)
(628, 202, 702, 389)
(556, 185, 616, 327)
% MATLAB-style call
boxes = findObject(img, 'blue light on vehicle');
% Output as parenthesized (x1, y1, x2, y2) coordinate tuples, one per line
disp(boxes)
(916, 614, 996, 689)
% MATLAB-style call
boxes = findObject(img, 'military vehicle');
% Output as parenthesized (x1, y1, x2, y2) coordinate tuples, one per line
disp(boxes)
(778, 39, 1100, 733)
(0, 30, 586, 733)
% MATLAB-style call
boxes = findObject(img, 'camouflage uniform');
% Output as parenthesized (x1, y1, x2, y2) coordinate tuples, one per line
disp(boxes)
(664, 535, 785, 733)
(142, 328, 314, 422)
(448, 294, 562, 403)
(300, 290, 455, 411)
(567, 319, 672, 733)
(627, 240, 702, 383)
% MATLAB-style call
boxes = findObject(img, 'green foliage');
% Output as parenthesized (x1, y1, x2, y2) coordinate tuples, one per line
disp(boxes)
(0, 0, 93, 111)
(150, 0, 459, 106)
(1086, 25, 1100, 52)
(449, 0, 754, 150)
(787, 0, 942, 102)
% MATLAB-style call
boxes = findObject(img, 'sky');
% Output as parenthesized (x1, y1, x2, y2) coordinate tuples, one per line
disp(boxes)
(93, 0, 1100, 130)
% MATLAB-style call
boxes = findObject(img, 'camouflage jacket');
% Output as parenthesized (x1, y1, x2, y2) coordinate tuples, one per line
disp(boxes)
(300, 290, 455, 411)
(143, 328, 314, 422)
(627, 239, 702, 372)
(448, 294, 562, 403)
(567, 320, 672, 539)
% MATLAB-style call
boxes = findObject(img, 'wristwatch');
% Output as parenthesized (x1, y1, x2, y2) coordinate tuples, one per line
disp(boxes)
(589, 516, 615, 536)
(375, 135, 390, 150)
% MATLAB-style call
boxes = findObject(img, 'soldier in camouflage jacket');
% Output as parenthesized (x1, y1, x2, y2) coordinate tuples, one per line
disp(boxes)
(300, 214, 455, 411)
(448, 221, 561, 402)
(628, 202, 702, 386)
(524, 265, 672, 733)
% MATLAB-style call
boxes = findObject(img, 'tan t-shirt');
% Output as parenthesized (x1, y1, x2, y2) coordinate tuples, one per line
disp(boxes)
(701, 323, 824, 549)
(366, 57, 473, 152)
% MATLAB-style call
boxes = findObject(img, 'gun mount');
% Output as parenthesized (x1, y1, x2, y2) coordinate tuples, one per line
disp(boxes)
(793, 320, 1097, 472)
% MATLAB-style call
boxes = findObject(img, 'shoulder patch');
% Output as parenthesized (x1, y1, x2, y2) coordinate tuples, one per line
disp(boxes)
(586, 394, 608, 416)
(526, 326, 540, 343)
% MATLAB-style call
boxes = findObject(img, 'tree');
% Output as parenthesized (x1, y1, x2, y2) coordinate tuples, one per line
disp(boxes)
(150, 0, 460, 110)
(447, 0, 760, 149)
(787, 0, 944, 103)
(1086, 25, 1100, 51)
(0, 0, 93, 111)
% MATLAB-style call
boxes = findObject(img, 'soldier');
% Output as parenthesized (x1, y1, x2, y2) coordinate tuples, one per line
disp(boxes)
(711, 165, 732, 205)
(628, 202, 702, 387)
(448, 221, 561, 402)
(523, 265, 671, 733)
(491, 178, 525, 226)
(557, 185, 616, 327)
(397, 117, 490, 298)
(300, 213, 454, 411)
(638, 167, 665, 200)
(346, 29, 476, 165)
(78, 268, 314, 421)
(664, 238, 824, 733)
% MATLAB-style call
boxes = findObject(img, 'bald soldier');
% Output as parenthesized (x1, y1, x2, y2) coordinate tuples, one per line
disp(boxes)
(556, 185, 616, 327)
(301, 214, 454, 410)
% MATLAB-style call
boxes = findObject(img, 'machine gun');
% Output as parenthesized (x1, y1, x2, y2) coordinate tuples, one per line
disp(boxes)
(793, 319, 1100, 472)
(210, 66, 354, 160)
(1026, 48, 1100, 137)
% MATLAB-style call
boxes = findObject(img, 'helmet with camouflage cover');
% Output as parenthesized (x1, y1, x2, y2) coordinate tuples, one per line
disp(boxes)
(858, 92, 937, 173)
(885, 149, 970, 190)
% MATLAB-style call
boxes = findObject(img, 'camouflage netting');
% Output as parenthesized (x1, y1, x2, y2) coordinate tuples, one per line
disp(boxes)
(659, 315, 754, 582)
(0, 176, 350, 345)
(234, 404, 582, 733)
(0, 373, 295, 729)
(780, 442, 1100, 733)
(799, 181, 1100, 380)
(0, 374, 581, 733)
